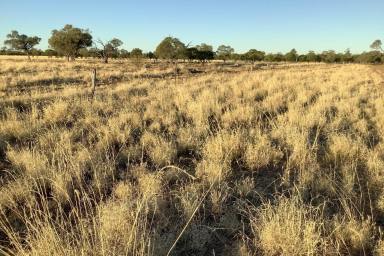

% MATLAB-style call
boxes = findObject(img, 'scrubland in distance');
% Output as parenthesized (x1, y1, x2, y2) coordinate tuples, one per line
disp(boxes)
(0, 57, 384, 255)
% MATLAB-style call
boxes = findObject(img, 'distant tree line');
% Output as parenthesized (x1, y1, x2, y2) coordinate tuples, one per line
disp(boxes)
(2, 24, 384, 64)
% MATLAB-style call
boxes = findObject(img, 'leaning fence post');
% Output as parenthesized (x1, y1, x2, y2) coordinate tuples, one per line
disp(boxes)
(91, 68, 97, 99)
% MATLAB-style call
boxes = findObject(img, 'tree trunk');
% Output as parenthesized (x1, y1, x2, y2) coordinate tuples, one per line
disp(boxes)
(103, 56, 108, 63)
(27, 52, 31, 61)
(67, 55, 70, 62)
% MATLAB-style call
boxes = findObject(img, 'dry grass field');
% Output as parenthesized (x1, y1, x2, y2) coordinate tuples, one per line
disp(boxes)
(1, 57, 384, 255)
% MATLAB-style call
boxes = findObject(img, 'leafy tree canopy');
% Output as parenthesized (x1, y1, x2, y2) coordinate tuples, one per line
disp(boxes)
(244, 49, 265, 62)
(285, 48, 298, 62)
(370, 40, 383, 52)
(48, 24, 92, 61)
(131, 48, 143, 58)
(4, 31, 41, 60)
(196, 43, 213, 52)
(97, 38, 123, 63)
(216, 45, 234, 62)
(306, 51, 319, 62)
(155, 37, 186, 60)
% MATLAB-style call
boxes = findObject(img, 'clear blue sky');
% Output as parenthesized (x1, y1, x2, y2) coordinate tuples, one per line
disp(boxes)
(1, 0, 383, 54)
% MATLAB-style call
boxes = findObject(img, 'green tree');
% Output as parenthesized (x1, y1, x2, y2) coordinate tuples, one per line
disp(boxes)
(130, 48, 143, 68)
(145, 51, 155, 59)
(0, 47, 7, 55)
(198, 50, 215, 62)
(155, 37, 186, 61)
(231, 53, 242, 61)
(264, 53, 274, 62)
(48, 24, 92, 61)
(4, 31, 41, 60)
(119, 49, 130, 58)
(30, 49, 43, 56)
(265, 53, 284, 62)
(244, 49, 265, 62)
(196, 43, 213, 52)
(216, 45, 234, 62)
(145, 51, 157, 63)
(44, 49, 58, 57)
(285, 48, 298, 62)
(370, 39, 383, 52)
(87, 47, 101, 58)
(97, 38, 123, 63)
(321, 50, 338, 63)
(184, 43, 215, 63)
(78, 48, 91, 58)
(356, 51, 383, 64)
(297, 55, 307, 62)
(306, 51, 319, 62)
(196, 43, 214, 62)
(185, 47, 199, 61)
(341, 48, 353, 63)
(130, 48, 143, 59)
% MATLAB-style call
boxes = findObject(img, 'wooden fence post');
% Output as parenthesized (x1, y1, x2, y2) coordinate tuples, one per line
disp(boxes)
(91, 68, 96, 99)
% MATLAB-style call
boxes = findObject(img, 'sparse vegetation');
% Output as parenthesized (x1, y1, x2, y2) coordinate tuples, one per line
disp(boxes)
(0, 56, 383, 255)
(95, 38, 124, 64)
(2, 25, 384, 65)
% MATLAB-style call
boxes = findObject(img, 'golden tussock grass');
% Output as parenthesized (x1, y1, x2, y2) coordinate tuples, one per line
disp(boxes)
(0, 57, 384, 255)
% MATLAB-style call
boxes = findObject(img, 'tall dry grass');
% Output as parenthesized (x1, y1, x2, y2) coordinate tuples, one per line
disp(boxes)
(0, 58, 384, 255)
